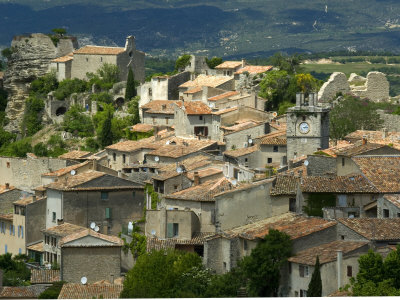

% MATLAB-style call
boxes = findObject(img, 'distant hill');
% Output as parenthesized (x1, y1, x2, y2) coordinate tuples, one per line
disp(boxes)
(1, 0, 400, 58)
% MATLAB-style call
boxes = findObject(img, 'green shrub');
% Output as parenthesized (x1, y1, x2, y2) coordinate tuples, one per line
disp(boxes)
(30, 72, 58, 96)
(0, 138, 32, 157)
(63, 105, 94, 137)
(33, 142, 48, 157)
(53, 78, 88, 100)
(90, 92, 113, 104)
(175, 54, 191, 71)
(38, 281, 65, 299)
(21, 96, 45, 136)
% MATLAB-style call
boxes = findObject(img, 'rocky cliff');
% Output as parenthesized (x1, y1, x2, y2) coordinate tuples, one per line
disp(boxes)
(3, 33, 77, 133)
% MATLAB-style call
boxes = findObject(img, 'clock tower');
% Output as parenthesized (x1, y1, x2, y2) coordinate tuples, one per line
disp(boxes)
(286, 93, 330, 161)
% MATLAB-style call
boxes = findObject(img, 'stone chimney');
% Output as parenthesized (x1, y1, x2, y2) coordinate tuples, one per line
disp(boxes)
(193, 171, 200, 186)
(337, 250, 343, 290)
(32, 195, 36, 202)
(5, 183, 9, 190)
(92, 159, 97, 171)
(241, 58, 246, 68)
(382, 128, 388, 139)
(124, 35, 136, 51)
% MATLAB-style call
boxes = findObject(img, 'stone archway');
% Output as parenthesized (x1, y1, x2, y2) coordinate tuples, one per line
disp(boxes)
(56, 106, 67, 116)
(114, 97, 125, 108)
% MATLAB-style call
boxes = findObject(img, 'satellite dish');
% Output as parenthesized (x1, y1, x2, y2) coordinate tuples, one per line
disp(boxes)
(127, 222, 133, 234)
(248, 138, 253, 144)
(90, 222, 96, 229)
(176, 167, 183, 174)
(166, 141, 170, 145)
(208, 103, 215, 108)
(154, 156, 160, 162)
(232, 179, 237, 186)
(70, 170, 76, 176)
(272, 112, 278, 117)
(304, 160, 309, 166)
(81, 277, 87, 285)
(94, 225, 99, 232)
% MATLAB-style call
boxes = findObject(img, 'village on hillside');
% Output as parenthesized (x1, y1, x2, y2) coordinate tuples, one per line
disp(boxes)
(1, 32, 400, 298)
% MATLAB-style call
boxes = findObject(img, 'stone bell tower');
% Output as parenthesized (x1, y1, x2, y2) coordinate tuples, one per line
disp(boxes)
(286, 93, 330, 161)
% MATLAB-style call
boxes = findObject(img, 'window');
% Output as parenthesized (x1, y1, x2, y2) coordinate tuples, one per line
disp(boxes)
(9, 225, 12, 235)
(243, 240, 248, 250)
(299, 265, 309, 277)
(199, 115, 203, 121)
(289, 198, 296, 212)
(397, 213, 400, 218)
(113, 153, 116, 161)
(300, 289, 307, 297)
(174, 185, 178, 190)
(5, 245, 7, 253)
(19, 248, 21, 254)
(86, 57, 89, 62)
(347, 266, 353, 277)
(383, 209, 390, 218)
(167, 223, 179, 238)
(342, 157, 345, 166)
(268, 158, 272, 163)
(6, 162, 10, 168)
(21, 226, 23, 239)
(100, 57, 103, 62)
(245, 158, 248, 162)
(105, 207, 111, 219)
(132, 191, 136, 198)
(101, 192, 109, 200)
(288, 262, 292, 274)
(341, 235, 345, 240)
(52, 212, 56, 222)
(122, 154, 126, 164)
(273, 146, 279, 152)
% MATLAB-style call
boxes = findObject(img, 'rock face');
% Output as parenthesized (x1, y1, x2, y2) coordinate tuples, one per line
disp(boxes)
(318, 72, 350, 102)
(351, 72, 390, 102)
(3, 33, 77, 133)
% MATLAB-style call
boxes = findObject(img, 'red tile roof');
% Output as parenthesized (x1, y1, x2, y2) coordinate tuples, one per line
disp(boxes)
(58, 283, 123, 299)
(31, 269, 60, 284)
(336, 142, 392, 157)
(42, 222, 87, 237)
(141, 100, 181, 114)
(147, 232, 214, 252)
(130, 123, 154, 133)
(288, 240, 368, 265)
(26, 241, 44, 252)
(74, 45, 125, 55)
(222, 120, 261, 135)
(179, 75, 233, 88)
(45, 170, 105, 190)
(148, 139, 216, 159)
(184, 86, 202, 94)
(58, 150, 92, 160)
(42, 161, 90, 177)
(258, 130, 287, 145)
(186, 167, 223, 181)
(208, 91, 239, 101)
(183, 101, 212, 115)
(383, 194, 400, 209)
(338, 218, 400, 240)
(224, 145, 259, 158)
(0, 213, 13, 221)
(52, 52, 74, 63)
(0, 286, 47, 298)
(215, 61, 242, 69)
(212, 106, 238, 115)
(234, 65, 273, 74)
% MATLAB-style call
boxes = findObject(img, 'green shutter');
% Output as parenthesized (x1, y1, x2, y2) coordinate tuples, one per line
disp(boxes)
(167, 223, 173, 238)
(105, 207, 111, 219)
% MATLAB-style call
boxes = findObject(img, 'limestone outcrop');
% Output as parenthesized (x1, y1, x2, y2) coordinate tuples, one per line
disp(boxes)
(3, 33, 77, 133)
(318, 72, 350, 102)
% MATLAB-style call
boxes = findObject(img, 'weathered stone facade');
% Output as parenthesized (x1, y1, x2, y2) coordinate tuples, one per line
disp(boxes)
(351, 72, 390, 102)
(318, 72, 350, 102)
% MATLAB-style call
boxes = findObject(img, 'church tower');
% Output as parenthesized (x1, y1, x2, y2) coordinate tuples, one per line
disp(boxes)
(286, 93, 330, 161)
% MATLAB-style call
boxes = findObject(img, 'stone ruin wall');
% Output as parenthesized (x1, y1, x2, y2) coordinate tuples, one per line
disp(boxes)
(3, 33, 77, 134)
(318, 71, 390, 103)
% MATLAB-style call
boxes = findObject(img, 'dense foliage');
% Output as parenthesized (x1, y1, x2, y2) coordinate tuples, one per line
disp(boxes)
(175, 54, 191, 72)
(62, 105, 94, 137)
(38, 281, 65, 299)
(125, 68, 137, 100)
(53, 78, 87, 100)
(21, 95, 45, 136)
(303, 193, 336, 217)
(205, 57, 223, 69)
(329, 94, 384, 140)
(0, 253, 31, 286)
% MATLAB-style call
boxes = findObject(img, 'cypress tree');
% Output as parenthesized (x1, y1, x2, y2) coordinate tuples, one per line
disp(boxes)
(99, 108, 113, 148)
(307, 256, 322, 297)
(125, 68, 137, 101)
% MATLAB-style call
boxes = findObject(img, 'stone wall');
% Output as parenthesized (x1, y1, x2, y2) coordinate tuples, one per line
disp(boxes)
(377, 110, 400, 132)
(168, 71, 191, 100)
(318, 72, 350, 102)
(352, 72, 390, 102)
(0, 189, 24, 214)
(306, 155, 337, 176)
(336, 222, 368, 241)
(26, 198, 46, 244)
(3, 34, 77, 133)
(61, 246, 121, 283)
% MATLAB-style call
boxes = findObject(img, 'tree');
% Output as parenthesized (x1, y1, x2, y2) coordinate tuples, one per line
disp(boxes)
(127, 96, 140, 125)
(51, 28, 67, 36)
(205, 267, 245, 297)
(383, 245, 400, 289)
(295, 73, 319, 95)
(21, 95, 45, 136)
(30, 71, 58, 96)
(307, 256, 322, 296)
(0, 253, 31, 286)
(39, 281, 65, 299)
(63, 105, 94, 137)
(120, 249, 209, 298)
(330, 95, 384, 140)
(98, 107, 114, 148)
(270, 52, 303, 74)
(33, 142, 49, 157)
(175, 54, 191, 72)
(125, 68, 137, 100)
(206, 57, 223, 69)
(240, 229, 292, 297)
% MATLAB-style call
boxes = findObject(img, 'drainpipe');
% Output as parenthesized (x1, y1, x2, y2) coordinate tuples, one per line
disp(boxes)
(337, 250, 343, 290)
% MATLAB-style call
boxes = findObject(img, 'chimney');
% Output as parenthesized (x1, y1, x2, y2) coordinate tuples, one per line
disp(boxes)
(5, 183, 9, 190)
(362, 136, 367, 145)
(382, 128, 388, 139)
(194, 171, 200, 186)
(32, 195, 36, 202)
(337, 250, 343, 290)
(57, 219, 64, 225)
(241, 58, 246, 68)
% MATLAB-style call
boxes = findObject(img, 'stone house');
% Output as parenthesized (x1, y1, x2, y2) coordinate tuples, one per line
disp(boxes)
(203, 212, 338, 274)
(60, 229, 122, 284)
(58, 283, 123, 299)
(223, 145, 261, 169)
(286, 241, 369, 297)
(42, 222, 86, 267)
(255, 130, 287, 168)
(234, 65, 273, 91)
(178, 75, 234, 97)
(0, 184, 24, 214)
(215, 60, 245, 76)
(377, 194, 400, 218)
(221, 120, 266, 150)
(141, 100, 178, 126)
(53, 36, 145, 83)
(44, 170, 144, 235)
(0, 195, 46, 256)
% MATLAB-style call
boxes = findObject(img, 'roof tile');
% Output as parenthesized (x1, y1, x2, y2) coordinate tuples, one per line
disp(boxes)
(338, 218, 400, 240)
(58, 283, 123, 299)
(73, 45, 125, 55)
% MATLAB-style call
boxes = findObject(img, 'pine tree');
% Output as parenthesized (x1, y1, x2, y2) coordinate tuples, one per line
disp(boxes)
(98, 108, 114, 148)
(307, 256, 322, 297)
(125, 68, 137, 101)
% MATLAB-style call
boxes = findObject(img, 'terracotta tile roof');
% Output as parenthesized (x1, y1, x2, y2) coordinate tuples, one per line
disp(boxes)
(26, 241, 44, 252)
(130, 123, 154, 132)
(179, 75, 233, 88)
(328, 290, 352, 297)
(301, 174, 378, 194)
(58, 150, 92, 160)
(0, 213, 13, 221)
(383, 194, 400, 209)
(52, 52, 73, 63)
(42, 161, 90, 177)
(0, 286, 47, 298)
(235, 65, 273, 74)
(45, 170, 105, 190)
(31, 269, 60, 284)
(321, 140, 354, 157)
(60, 228, 123, 247)
(58, 283, 123, 299)
(288, 240, 368, 266)
(184, 86, 202, 94)
(336, 142, 389, 157)
(222, 120, 261, 135)
(148, 139, 216, 159)
(338, 218, 400, 240)
(259, 130, 287, 145)
(224, 145, 259, 158)
(14, 196, 44, 206)
(183, 101, 212, 115)
(269, 122, 286, 131)
(73, 45, 125, 55)
(208, 91, 239, 101)
(141, 100, 181, 114)
(42, 222, 87, 237)
(0, 184, 16, 194)
(345, 130, 400, 142)
(165, 177, 234, 201)
(186, 167, 223, 181)
(352, 156, 400, 192)
(147, 232, 214, 252)
(212, 106, 238, 115)
(152, 155, 213, 181)
(270, 175, 299, 196)
(224, 212, 337, 240)
(215, 61, 242, 69)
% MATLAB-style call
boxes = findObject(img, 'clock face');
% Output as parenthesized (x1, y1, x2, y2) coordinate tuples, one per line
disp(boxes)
(299, 122, 310, 134)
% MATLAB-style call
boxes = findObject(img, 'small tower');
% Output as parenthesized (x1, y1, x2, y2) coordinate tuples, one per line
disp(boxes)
(286, 92, 330, 161)
(124, 35, 136, 52)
